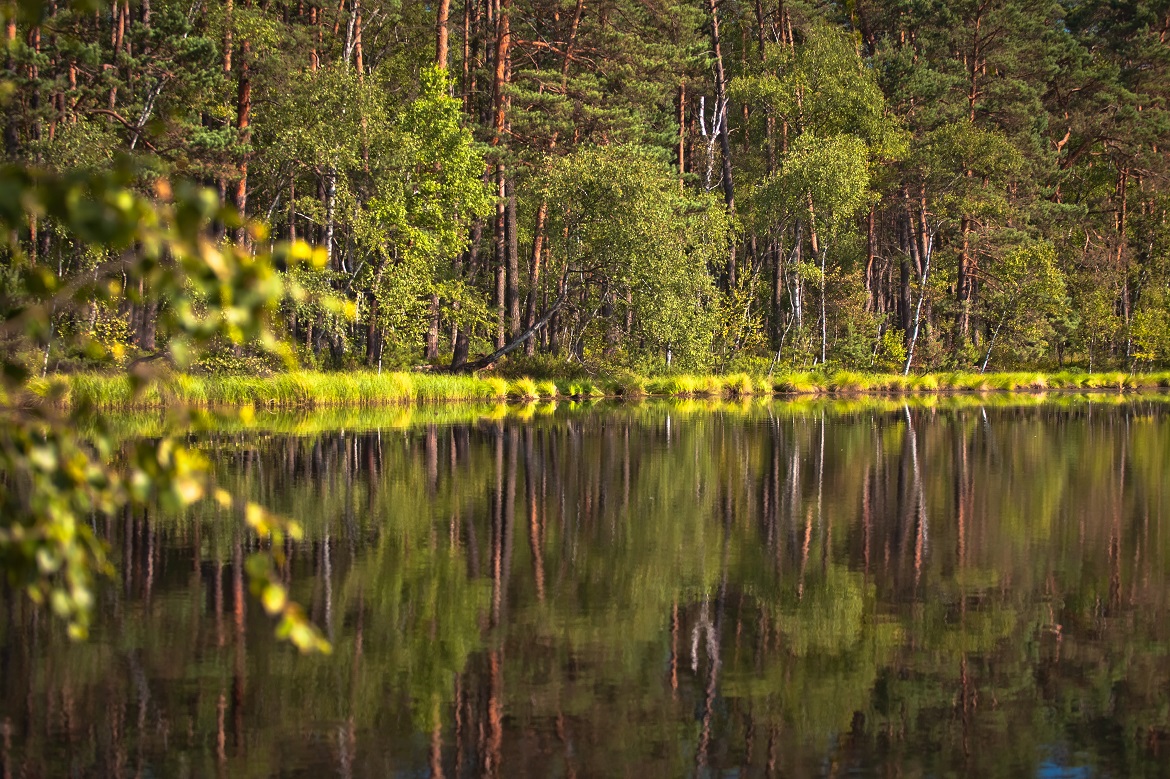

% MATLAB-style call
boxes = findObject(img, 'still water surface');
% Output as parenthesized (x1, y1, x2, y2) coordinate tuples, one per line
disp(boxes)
(3, 396, 1170, 778)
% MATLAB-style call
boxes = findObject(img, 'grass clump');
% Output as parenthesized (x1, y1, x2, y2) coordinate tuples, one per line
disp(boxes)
(646, 375, 698, 396)
(483, 376, 509, 400)
(910, 374, 940, 392)
(950, 373, 992, 392)
(694, 375, 724, 397)
(409, 374, 471, 403)
(565, 379, 603, 399)
(508, 377, 540, 401)
(986, 373, 1021, 391)
(774, 372, 825, 394)
(723, 373, 755, 396)
(69, 374, 135, 408)
(881, 374, 913, 392)
(829, 370, 870, 393)
(613, 374, 648, 398)
(536, 380, 559, 398)
(1083, 371, 1127, 390)
(1048, 371, 1085, 389)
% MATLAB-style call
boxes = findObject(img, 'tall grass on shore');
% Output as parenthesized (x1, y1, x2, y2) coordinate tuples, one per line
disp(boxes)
(32, 371, 506, 410)
(25, 368, 1170, 410)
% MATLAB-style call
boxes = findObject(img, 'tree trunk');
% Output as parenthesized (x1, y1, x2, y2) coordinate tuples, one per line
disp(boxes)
(955, 216, 972, 349)
(436, 0, 451, 68)
(771, 233, 783, 348)
(232, 40, 251, 246)
(903, 200, 933, 375)
(523, 200, 547, 355)
(365, 291, 379, 366)
(353, 0, 363, 74)
(310, 5, 320, 71)
(491, 0, 511, 138)
(678, 81, 686, 187)
(451, 221, 482, 368)
(288, 179, 296, 242)
(223, 0, 233, 74)
(865, 205, 876, 312)
(425, 294, 441, 360)
(1116, 165, 1130, 358)
(706, 0, 737, 289)
(506, 179, 520, 339)
(494, 167, 507, 348)
(324, 169, 337, 269)
(898, 209, 913, 334)
(490, 0, 511, 349)
(805, 197, 824, 363)
(790, 221, 803, 331)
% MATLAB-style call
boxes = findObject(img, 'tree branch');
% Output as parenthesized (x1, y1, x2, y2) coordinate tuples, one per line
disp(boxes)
(453, 292, 566, 373)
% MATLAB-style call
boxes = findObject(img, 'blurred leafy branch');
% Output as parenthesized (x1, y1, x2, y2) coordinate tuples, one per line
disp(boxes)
(0, 1, 337, 651)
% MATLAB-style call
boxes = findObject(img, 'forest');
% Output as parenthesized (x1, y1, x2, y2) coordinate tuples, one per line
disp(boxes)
(2, 0, 1169, 377)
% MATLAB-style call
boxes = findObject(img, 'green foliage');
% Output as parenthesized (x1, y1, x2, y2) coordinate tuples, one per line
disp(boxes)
(0, 154, 332, 649)
(541, 145, 726, 371)
(980, 240, 1067, 370)
(1131, 290, 1170, 368)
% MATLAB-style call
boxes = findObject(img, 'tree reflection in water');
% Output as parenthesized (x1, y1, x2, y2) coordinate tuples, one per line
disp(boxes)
(2, 395, 1170, 778)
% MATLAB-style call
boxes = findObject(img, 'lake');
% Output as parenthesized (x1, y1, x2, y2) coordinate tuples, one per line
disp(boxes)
(3, 395, 1170, 778)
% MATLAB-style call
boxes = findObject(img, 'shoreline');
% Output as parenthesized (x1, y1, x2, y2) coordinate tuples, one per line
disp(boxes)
(23, 369, 1170, 411)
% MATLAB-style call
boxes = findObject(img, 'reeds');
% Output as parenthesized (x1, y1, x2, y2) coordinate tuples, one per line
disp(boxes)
(29, 367, 1170, 411)
(35, 371, 507, 410)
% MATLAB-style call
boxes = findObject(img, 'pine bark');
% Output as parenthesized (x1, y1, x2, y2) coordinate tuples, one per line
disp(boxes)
(437, 0, 451, 68)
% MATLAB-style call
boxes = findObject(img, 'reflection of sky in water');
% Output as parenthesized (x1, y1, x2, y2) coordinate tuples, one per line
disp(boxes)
(1037, 752, 1093, 779)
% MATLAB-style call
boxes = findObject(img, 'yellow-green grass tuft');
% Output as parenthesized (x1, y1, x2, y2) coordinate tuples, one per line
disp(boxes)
(828, 370, 870, 393)
(508, 377, 540, 400)
(1084, 371, 1127, 390)
(694, 375, 724, 397)
(774, 372, 824, 394)
(723, 373, 754, 396)
(647, 375, 698, 396)
(614, 374, 648, 398)
(565, 379, 603, 398)
(910, 374, 940, 391)
(483, 376, 510, 400)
